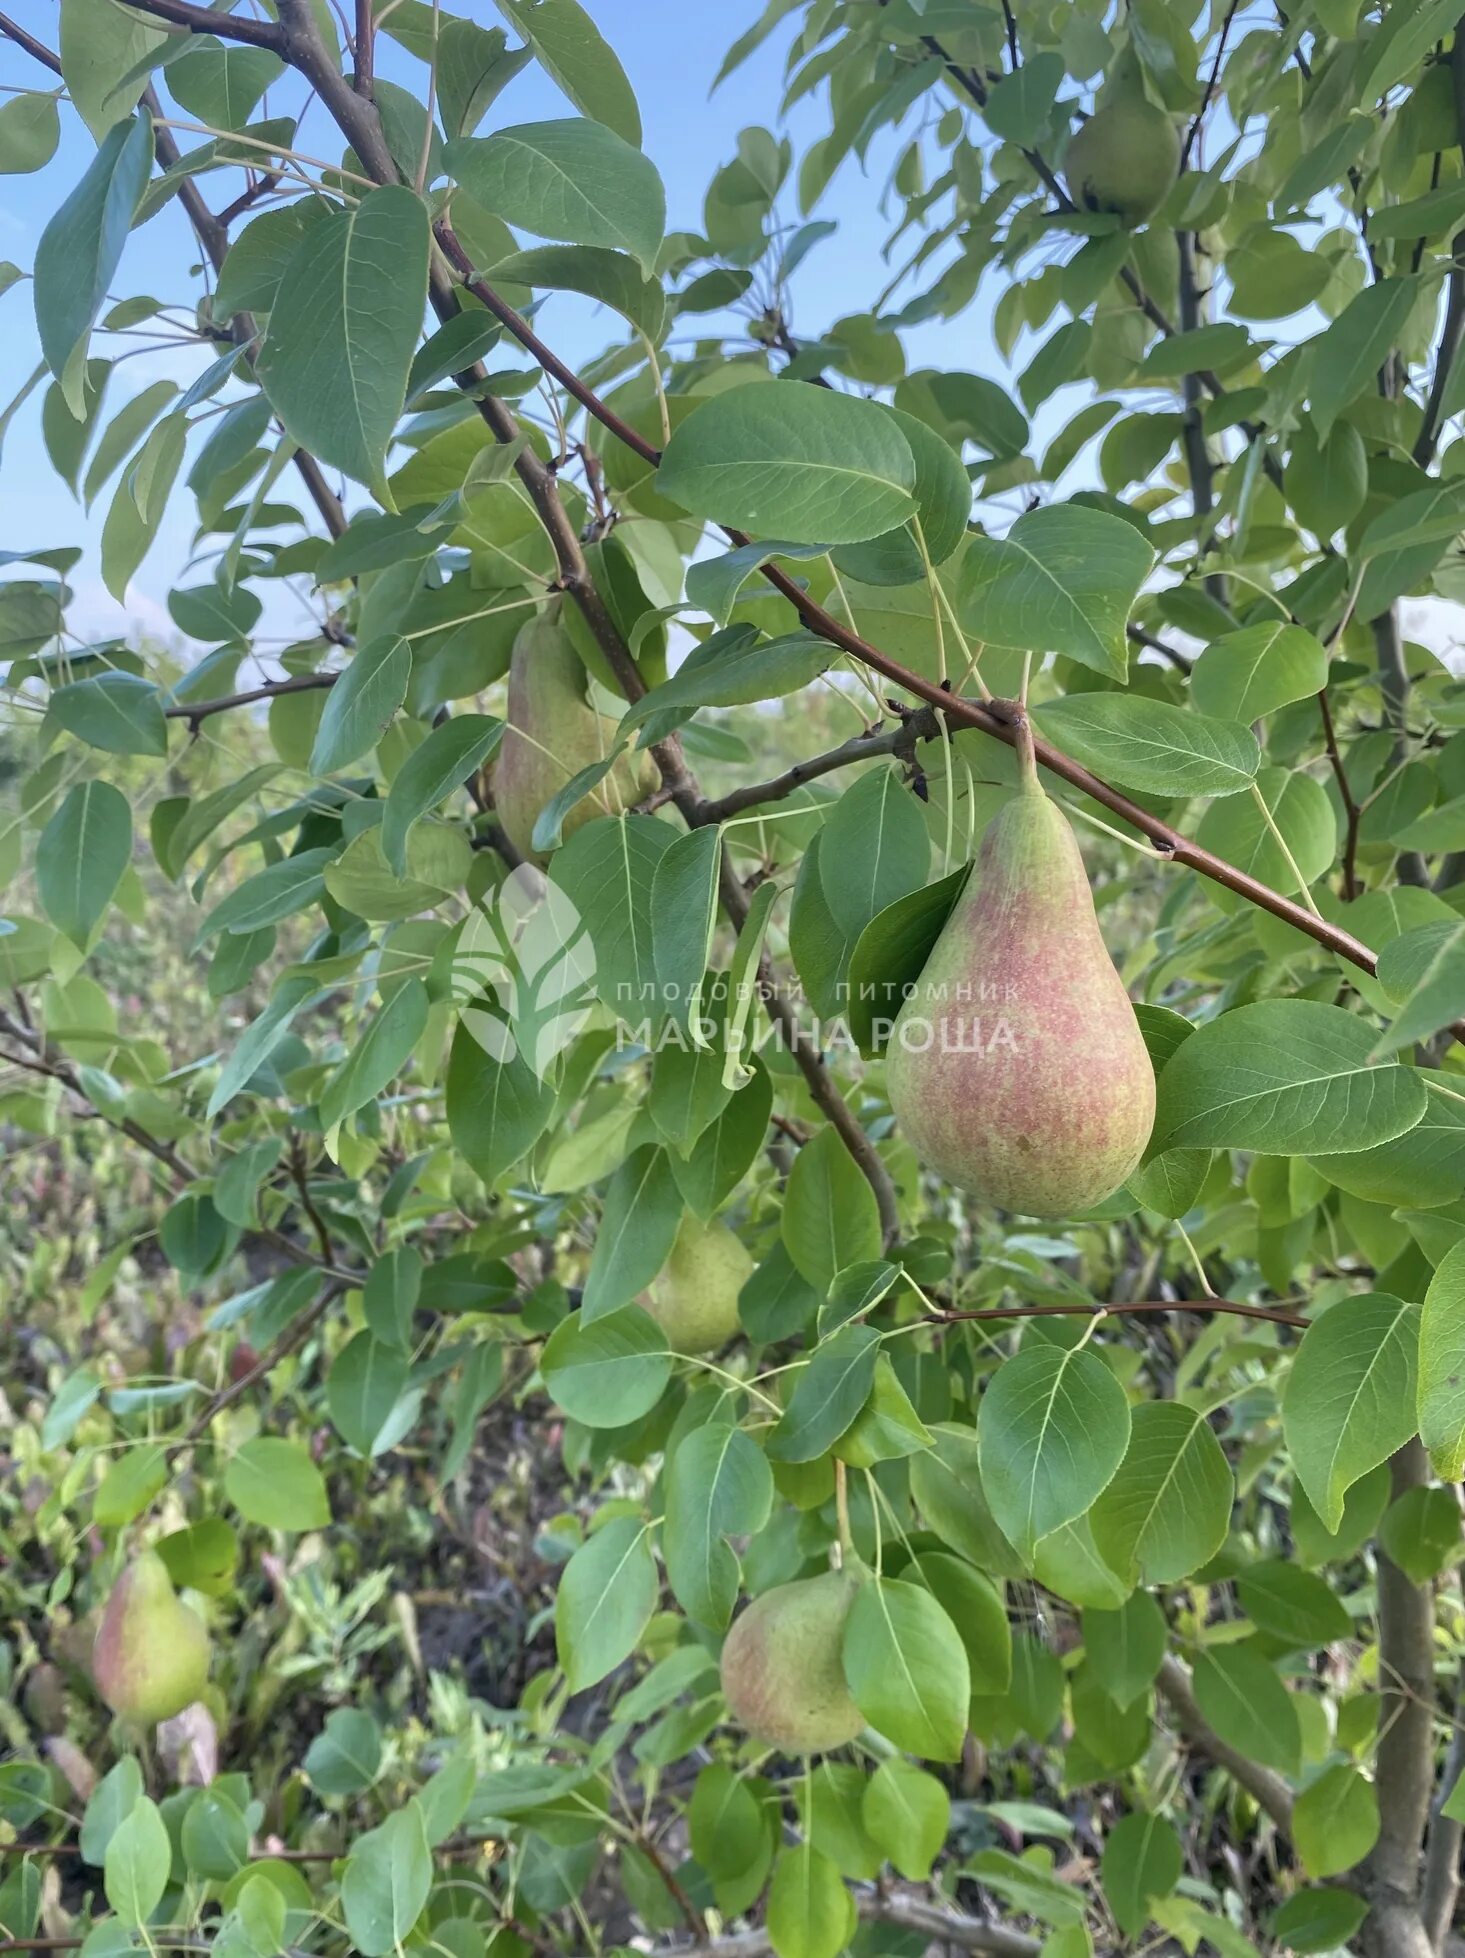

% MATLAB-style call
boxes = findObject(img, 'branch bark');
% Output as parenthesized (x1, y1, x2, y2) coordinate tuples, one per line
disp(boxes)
(653, 1891, 1043, 1958)
(1363, 1440, 1438, 1958)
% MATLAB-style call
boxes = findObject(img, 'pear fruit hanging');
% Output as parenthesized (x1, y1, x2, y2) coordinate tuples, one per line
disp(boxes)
(92, 1550, 211, 1726)
(493, 602, 658, 866)
(1064, 50, 1180, 228)
(887, 716, 1154, 1217)
(644, 1215, 754, 1354)
(720, 1569, 865, 1753)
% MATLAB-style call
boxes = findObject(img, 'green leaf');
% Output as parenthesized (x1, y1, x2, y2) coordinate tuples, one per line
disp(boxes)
(1101, 1812, 1181, 1940)
(765, 1841, 854, 1958)
(1032, 694, 1259, 797)
(487, 244, 664, 340)
(1419, 1239, 1465, 1479)
(224, 1436, 331, 1529)
(622, 628, 831, 734)
(1358, 0, 1463, 101)
(781, 1126, 883, 1290)
(34, 113, 153, 410)
(304, 1707, 382, 1796)
(1235, 1560, 1350, 1649)
(686, 540, 828, 628)
(819, 768, 930, 942)
(1272, 1889, 1369, 1956)
(167, 38, 283, 130)
(35, 780, 131, 948)
(1193, 1643, 1301, 1776)
(214, 200, 332, 318)
(555, 1514, 657, 1690)
(257, 185, 430, 504)
(581, 1144, 683, 1321)
(445, 1019, 553, 1185)
(663, 1421, 774, 1629)
(958, 504, 1155, 683)
(1083, 1592, 1167, 1709)
(554, 812, 673, 1014)
(541, 1304, 671, 1427)
(319, 979, 428, 1132)
(650, 826, 720, 1036)
(104, 1797, 170, 1927)
(0, 93, 60, 175)
(446, 120, 665, 273)
(656, 383, 918, 546)
(341, 1803, 432, 1957)
(309, 637, 409, 775)
(862, 1758, 950, 1880)
(195, 849, 336, 942)
(327, 1330, 410, 1456)
(765, 1323, 881, 1463)
(978, 1344, 1131, 1562)
(1372, 920, 1465, 1054)
(1194, 765, 1336, 897)
(60, 0, 167, 139)
(1189, 622, 1328, 722)
(1283, 1294, 1419, 1531)
(1309, 279, 1418, 436)
(493, 0, 640, 143)
(381, 713, 500, 876)
(1153, 1000, 1427, 1154)
(434, 18, 531, 139)
(1293, 1764, 1379, 1878)
(50, 672, 168, 757)
(842, 1577, 969, 1762)
(1089, 1401, 1233, 1585)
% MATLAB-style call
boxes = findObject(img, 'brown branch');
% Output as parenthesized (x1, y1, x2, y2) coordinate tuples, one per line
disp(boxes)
(1364, 1440, 1437, 1957)
(0, 10, 61, 71)
(1318, 687, 1361, 900)
(288, 1132, 334, 1263)
(180, 1280, 342, 1443)
(354, 0, 375, 95)
(1128, 622, 1193, 673)
(1414, 41, 1465, 469)
(698, 710, 938, 823)
(0, 1009, 193, 1187)
(1181, 0, 1241, 169)
(165, 671, 338, 728)
(101, 0, 281, 48)
(1155, 1655, 1295, 1835)
(929, 1297, 1309, 1331)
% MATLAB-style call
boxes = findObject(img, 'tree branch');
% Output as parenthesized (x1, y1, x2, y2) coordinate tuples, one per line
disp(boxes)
(697, 710, 940, 823)
(0, 9, 61, 71)
(354, 0, 375, 95)
(165, 671, 338, 728)
(103, 0, 282, 48)
(930, 1298, 1308, 1331)
(1422, 1646, 1465, 1950)
(1364, 1441, 1437, 1958)
(1155, 1656, 1295, 1835)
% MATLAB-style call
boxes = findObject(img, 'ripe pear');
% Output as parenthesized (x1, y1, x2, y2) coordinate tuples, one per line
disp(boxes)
(493, 603, 658, 866)
(720, 1569, 865, 1753)
(644, 1215, 754, 1354)
(1064, 69, 1179, 229)
(92, 1551, 211, 1726)
(886, 720, 1154, 1216)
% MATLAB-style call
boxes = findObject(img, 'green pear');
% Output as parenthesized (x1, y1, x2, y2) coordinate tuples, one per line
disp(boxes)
(644, 1215, 754, 1354)
(493, 602, 658, 866)
(886, 720, 1155, 1217)
(92, 1551, 211, 1726)
(1064, 60, 1179, 229)
(720, 1569, 865, 1753)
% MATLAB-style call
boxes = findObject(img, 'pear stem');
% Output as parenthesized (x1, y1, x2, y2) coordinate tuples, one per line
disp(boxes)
(1012, 711, 1041, 795)
(833, 1459, 854, 1564)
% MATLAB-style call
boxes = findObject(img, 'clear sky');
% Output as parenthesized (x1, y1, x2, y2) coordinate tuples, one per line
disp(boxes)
(0, 0, 996, 655)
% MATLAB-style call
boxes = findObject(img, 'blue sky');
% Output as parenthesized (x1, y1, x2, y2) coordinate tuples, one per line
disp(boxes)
(0, 0, 994, 654)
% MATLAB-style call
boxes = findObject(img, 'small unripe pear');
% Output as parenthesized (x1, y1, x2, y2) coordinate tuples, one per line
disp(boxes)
(720, 1570, 865, 1753)
(493, 604, 658, 866)
(92, 1552, 210, 1726)
(887, 725, 1154, 1216)
(644, 1216, 754, 1354)
(1064, 98, 1180, 228)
